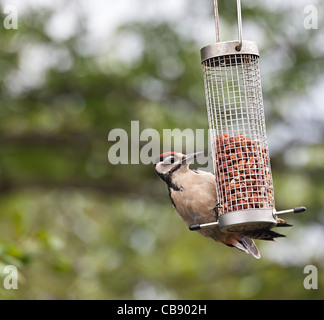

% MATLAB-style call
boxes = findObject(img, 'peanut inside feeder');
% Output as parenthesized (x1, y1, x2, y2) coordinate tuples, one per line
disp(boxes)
(214, 133, 274, 215)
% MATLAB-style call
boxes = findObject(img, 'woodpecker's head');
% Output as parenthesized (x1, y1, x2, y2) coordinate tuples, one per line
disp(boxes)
(154, 151, 202, 182)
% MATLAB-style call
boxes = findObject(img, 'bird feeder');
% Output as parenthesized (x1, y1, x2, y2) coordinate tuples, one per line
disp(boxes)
(192, 0, 306, 234)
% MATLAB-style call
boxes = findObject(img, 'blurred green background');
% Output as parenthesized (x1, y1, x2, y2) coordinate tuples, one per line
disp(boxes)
(0, 0, 323, 299)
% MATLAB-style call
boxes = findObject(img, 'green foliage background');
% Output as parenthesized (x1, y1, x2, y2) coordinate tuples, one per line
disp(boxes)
(0, 0, 323, 299)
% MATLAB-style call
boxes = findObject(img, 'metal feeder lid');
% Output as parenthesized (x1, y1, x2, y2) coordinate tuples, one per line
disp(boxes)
(201, 40, 259, 64)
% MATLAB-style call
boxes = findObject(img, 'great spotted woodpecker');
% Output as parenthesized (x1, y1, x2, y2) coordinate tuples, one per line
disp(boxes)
(154, 151, 290, 259)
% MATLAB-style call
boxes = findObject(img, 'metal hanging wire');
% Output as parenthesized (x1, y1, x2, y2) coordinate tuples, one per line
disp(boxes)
(213, 0, 243, 51)
(213, 0, 221, 42)
(236, 0, 243, 50)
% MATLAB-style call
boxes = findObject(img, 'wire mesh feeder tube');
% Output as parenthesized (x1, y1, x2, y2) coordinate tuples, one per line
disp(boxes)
(201, 41, 277, 233)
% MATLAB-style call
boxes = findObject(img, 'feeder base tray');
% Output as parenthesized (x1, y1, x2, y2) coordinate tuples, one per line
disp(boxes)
(218, 209, 276, 233)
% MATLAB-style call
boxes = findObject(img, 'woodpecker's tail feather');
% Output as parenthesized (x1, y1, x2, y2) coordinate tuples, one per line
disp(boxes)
(242, 218, 292, 241)
(244, 228, 287, 241)
(228, 225, 289, 258)
(221, 218, 292, 258)
(231, 236, 261, 259)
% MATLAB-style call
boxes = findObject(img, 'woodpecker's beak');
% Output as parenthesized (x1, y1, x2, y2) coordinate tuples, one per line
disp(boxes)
(182, 151, 203, 164)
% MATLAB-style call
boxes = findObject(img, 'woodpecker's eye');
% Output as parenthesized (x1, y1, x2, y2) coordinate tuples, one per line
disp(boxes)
(164, 156, 175, 164)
